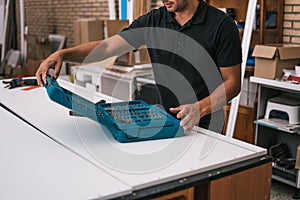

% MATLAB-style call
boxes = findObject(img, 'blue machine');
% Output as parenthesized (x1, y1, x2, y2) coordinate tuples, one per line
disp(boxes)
(44, 76, 184, 143)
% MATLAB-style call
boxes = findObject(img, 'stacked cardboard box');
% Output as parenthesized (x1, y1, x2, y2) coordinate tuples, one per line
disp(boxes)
(74, 18, 104, 46)
(252, 44, 300, 79)
(133, 0, 149, 20)
(103, 19, 134, 66)
(26, 35, 52, 61)
(23, 35, 52, 76)
(74, 18, 151, 66)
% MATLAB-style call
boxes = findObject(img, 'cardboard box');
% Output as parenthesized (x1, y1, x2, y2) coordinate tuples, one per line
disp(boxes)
(296, 146, 300, 170)
(103, 20, 151, 66)
(133, 0, 149, 20)
(4, 65, 28, 78)
(104, 19, 129, 38)
(73, 19, 151, 66)
(252, 44, 300, 79)
(134, 48, 151, 65)
(26, 35, 52, 60)
(27, 59, 42, 76)
(114, 49, 151, 66)
(4, 59, 42, 78)
(103, 20, 134, 66)
(74, 18, 104, 45)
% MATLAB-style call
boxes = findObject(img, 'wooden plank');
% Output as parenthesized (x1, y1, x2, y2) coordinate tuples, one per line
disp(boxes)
(223, 104, 257, 144)
(153, 188, 194, 200)
(208, 162, 272, 200)
(0, 0, 5, 45)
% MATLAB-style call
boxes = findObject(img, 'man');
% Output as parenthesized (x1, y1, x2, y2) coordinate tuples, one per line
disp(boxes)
(36, 0, 242, 133)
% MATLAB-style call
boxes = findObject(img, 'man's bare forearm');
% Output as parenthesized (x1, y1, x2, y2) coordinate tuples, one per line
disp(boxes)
(60, 35, 134, 64)
(198, 64, 241, 117)
(58, 40, 102, 63)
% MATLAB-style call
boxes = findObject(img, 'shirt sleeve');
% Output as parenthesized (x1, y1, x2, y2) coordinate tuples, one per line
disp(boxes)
(118, 15, 148, 49)
(216, 15, 242, 67)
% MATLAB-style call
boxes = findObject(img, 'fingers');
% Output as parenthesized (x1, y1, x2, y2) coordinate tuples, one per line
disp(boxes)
(35, 66, 46, 86)
(179, 109, 194, 132)
(182, 119, 195, 133)
(169, 106, 185, 119)
(54, 60, 62, 78)
(35, 53, 62, 86)
(171, 104, 200, 133)
(35, 59, 48, 86)
(169, 106, 181, 114)
(35, 62, 49, 86)
(35, 69, 42, 86)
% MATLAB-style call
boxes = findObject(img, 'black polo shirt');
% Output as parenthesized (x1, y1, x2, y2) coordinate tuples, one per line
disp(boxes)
(119, 0, 242, 130)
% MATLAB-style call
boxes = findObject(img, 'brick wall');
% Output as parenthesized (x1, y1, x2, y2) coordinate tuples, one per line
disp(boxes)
(17, 0, 300, 50)
(17, 0, 161, 49)
(283, 0, 300, 44)
(18, 0, 111, 48)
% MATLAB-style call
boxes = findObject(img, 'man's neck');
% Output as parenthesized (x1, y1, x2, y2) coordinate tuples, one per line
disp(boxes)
(174, 0, 199, 26)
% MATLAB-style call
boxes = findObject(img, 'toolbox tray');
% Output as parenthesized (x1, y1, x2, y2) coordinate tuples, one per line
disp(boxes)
(44, 76, 183, 142)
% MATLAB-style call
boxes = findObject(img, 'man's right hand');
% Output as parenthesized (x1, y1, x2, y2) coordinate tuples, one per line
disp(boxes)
(35, 51, 63, 86)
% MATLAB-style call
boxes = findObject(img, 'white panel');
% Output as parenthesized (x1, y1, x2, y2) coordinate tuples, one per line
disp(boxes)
(0, 0, 5, 45)
(0, 106, 131, 200)
(108, 0, 116, 20)
(0, 79, 267, 191)
(1, 0, 9, 61)
(226, 0, 258, 137)
(19, 0, 26, 65)
(127, 0, 134, 24)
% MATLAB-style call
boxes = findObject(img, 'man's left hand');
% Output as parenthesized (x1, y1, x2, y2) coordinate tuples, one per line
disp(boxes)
(169, 102, 200, 133)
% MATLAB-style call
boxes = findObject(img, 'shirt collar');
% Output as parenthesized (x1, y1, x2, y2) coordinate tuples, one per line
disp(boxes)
(165, 7, 174, 23)
(165, 1, 207, 24)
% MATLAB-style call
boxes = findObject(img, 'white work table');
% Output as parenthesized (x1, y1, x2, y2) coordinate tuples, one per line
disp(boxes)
(0, 77, 271, 199)
(0, 106, 131, 200)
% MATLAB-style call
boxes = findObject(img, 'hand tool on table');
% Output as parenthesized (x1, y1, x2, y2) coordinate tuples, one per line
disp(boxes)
(3, 78, 38, 89)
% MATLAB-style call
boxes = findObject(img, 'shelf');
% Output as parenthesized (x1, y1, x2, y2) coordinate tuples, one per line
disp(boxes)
(272, 174, 297, 188)
(239, 29, 280, 33)
(250, 76, 300, 92)
(273, 163, 297, 178)
(245, 66, 254, 73)
(211, 0, 284, 46)
(255, 118, 300, 134)
(255, 76, 300, 188)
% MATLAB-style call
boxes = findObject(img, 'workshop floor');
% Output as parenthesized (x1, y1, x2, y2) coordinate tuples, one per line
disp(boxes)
(271, 180, 298, 200)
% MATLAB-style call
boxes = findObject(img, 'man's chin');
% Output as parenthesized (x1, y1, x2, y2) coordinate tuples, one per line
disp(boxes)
(165, 7, 175, 12)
